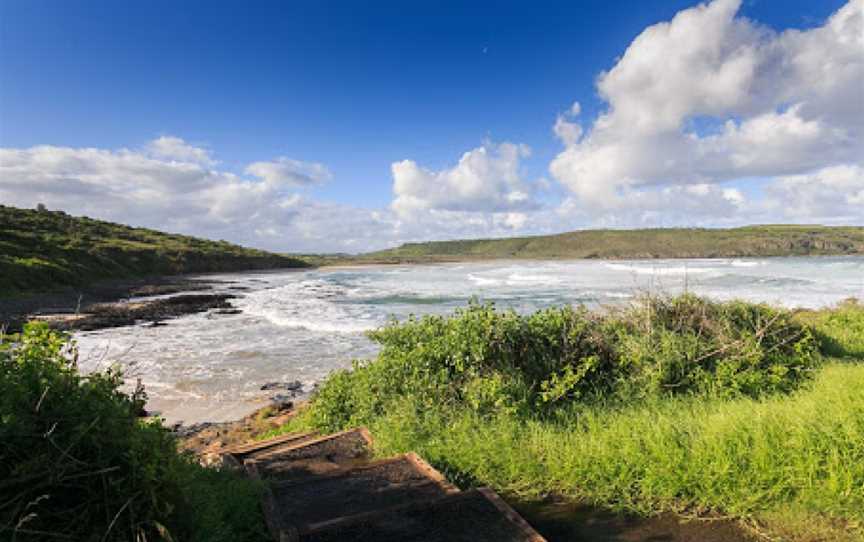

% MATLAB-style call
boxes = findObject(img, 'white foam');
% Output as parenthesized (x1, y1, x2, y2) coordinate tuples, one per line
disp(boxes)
(729, 259, 764, 268)
(72, 256, 864, 424)
(468, 274, 502, 287)
(603, 263, 714, 275)
(506, 272, 560, 285)
(238, 280, 381, 334)
(253, 311, 376, 333)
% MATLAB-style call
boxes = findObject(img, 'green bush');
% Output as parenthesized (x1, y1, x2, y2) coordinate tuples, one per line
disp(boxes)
(309, 294, 820, 431)
(0, 323, 265, 542)
(277, 296, 861, 537)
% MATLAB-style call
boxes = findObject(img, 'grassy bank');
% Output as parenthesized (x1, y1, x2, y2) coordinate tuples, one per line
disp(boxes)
(355, 225, 864, 263)
(275, 295, 864, 540)
(0, 322, 266, 541)
(0, 205, 310, 297)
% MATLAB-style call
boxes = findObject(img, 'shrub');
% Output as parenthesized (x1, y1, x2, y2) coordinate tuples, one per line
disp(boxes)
(309, 294, 821, 431)
(0, 323, 264, 542)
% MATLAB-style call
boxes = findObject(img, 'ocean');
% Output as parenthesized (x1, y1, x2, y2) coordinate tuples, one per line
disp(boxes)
(74, 257, 864, 423)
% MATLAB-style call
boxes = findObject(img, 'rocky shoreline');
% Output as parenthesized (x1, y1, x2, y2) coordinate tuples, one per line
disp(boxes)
(175, 400, 304, 466)
(0, 276, 240, 333)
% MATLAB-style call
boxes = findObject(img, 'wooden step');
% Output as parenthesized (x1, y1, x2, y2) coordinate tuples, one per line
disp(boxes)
(298, 487, 547, 542)
(221, 431, 319, 467)
(262, 452, 460, 537)
(244, 427, 374, 483)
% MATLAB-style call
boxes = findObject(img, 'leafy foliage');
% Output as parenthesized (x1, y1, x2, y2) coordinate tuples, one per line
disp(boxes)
(308, 295, 820, 430)
(0, 205, 309, 296)
(0, 323, 265, 541)
(277, 296, 863, 538)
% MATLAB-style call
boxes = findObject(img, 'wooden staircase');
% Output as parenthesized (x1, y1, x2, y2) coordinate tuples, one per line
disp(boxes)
(222, 428, 547, 541)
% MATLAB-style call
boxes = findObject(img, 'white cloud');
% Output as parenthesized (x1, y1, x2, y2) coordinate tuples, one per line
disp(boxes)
(146, 136, 215, 165)
(765, 164, 864, 223)
(0, 139, 335, 250)
(551, 0, 864, 208)
(391, 141, 537, 217)
(556, 182, 747, 228)
(245, 157, 331, 187)
(553, 101, 583, 147)
(0, 137, 558, 252)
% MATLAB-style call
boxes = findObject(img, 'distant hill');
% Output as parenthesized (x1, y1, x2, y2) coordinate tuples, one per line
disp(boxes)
(356, 225, 864, 263)
(0, 205, 309, 296)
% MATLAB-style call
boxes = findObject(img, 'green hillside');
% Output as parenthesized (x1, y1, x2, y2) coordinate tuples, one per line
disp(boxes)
(359, 225, 864, 263)
(0, 205, 309, 296)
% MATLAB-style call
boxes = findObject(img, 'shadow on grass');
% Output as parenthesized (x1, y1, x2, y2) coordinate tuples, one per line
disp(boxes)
(511, 496, 757, 542)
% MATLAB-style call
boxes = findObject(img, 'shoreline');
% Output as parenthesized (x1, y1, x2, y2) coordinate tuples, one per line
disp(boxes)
(5, 262, 861, 429)
(0, 275, 223, 332)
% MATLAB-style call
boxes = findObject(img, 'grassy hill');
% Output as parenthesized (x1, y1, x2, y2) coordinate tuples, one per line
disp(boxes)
(0, 205, 309, 296)
(358, 225, 864, 263)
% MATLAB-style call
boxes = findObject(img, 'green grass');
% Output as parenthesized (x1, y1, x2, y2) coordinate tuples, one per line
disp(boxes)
(270, 296, 864, 541)
(796, 299, 864, 359)
(351, 225, 864, 263)
(0, 323, 267, 541)
(0, 204, 310, 297)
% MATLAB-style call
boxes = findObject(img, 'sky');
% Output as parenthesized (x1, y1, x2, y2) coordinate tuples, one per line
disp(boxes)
(0, 0, 862, 253)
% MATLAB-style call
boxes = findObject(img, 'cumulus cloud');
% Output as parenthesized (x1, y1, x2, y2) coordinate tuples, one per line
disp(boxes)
(146, 136, 215, 165)
(245, 157, 331, 187)
(553, 101, 583, 146)
(0, 138, 339, 250)
(556, 183, 747, 228)
(391, 141, 536, 218)
(550, 0, 864, 209)
(765, 164, 864, 224)
(0, 137, 557, 252)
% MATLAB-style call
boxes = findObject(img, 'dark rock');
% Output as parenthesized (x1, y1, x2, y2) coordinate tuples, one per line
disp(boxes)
(43, 293, 238, 332)
(269, 395, 295, 410)
(146, 321, 168, 327)
(261, 380, 303, 392)
(129, 283, 213, 297)
(213, 308, 242, 315)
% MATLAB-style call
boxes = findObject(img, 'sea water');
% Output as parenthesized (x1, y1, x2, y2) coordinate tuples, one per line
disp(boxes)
(74, 257, 864, 423)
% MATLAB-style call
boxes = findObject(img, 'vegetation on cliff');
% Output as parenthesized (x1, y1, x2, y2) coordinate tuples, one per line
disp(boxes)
(280, 295, 864, 540)
(0, 323, 265, 541)
(356, 225, 864, 263)
(0, 205, 309, 297)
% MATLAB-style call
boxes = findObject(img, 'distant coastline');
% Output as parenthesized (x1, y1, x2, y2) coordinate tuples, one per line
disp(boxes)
(5, 203, 864, 298)
(325, 225, 864, 266)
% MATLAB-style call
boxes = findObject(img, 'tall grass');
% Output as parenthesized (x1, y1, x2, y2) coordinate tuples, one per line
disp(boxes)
(275, 294, 864, 538)
(355, 363, 864, 521)
(796, 298, 864, 359)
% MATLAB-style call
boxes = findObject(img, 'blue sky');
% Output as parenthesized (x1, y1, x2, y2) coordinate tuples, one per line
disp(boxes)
(1, 0, 861, 251)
